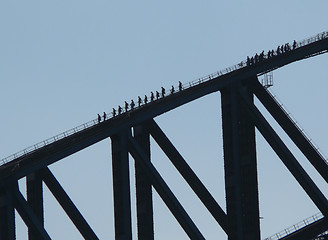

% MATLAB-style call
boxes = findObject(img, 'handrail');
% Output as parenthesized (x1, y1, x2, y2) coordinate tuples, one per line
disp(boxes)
(1, 31, 328, 167)
(264, 87, 328, 164)
(264, 212, 324, 240)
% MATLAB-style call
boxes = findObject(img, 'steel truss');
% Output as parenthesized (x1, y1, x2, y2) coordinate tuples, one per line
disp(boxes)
(1, 76, 328, 240)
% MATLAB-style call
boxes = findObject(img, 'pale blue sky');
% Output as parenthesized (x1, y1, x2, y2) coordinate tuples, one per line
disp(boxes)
(1, 1, 328, 239)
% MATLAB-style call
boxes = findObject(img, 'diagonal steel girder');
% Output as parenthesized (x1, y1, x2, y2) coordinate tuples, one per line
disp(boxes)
(237, 84, 328, 219)
(10, 181, 51, 240)
(127, 130, 206, 240)
(250, 78, 328, 184)
(145, 119, 228, 234)
(39, 167, 99, 240)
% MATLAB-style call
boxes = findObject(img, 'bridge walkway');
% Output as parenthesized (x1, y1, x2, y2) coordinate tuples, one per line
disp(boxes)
(0, 31, 328, 239)
(1, 31, 327, 175)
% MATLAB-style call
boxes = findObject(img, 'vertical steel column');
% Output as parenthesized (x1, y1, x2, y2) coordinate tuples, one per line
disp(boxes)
(0, 186, 16, 240)
(111, 131, 132, 240)
(128, 133, 205, 240)
(12, 181, 51, 240)
(133, 124, 154, 240)
(221, 81, 260, 240)
(27, 171, 44, 240)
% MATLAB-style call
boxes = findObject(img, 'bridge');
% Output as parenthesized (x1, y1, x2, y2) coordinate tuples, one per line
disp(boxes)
(1, 31, 328, 240)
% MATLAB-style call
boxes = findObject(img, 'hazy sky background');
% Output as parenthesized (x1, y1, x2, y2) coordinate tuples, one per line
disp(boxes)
(1, 1, 328, 239)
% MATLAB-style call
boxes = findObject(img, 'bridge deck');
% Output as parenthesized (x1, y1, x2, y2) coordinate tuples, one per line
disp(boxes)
(1, 32, 328, 188)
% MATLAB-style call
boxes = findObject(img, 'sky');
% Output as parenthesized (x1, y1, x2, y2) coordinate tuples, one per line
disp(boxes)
(1, 1, 328, 239)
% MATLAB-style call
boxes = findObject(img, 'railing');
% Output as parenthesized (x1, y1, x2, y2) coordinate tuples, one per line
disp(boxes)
(264, 212, 324, 240)
(1, 31, 328, 167)
(0, 119, 99, 166)
(265, 87, 328, 163)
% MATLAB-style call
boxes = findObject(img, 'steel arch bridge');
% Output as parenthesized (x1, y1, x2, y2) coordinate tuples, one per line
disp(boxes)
(1, 31, 328, 240)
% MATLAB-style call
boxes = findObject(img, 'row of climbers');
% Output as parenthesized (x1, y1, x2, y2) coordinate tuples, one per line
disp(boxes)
(247, 40, 297, 66)
(97, 81, 183, 123)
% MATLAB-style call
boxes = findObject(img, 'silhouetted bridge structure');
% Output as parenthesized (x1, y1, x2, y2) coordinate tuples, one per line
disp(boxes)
(1, 32, 328, 240)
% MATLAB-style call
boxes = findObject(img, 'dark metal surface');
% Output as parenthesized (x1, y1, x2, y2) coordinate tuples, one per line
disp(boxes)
(238, 84, 328, 218)
(0, 34, 328, 239)
(27, 171, 44, 240)
(147, 119, 228, 233)
(279, 217, 328, 240)
(221, 81, 260, 240)
(40, 167, 99, 240)
(111, 132, 132, 240)
(0, 186, 15, 240)
(251, 79, 328, 184)
(133, 124, 154, 240)
(1, 37, 327, 187)
(128, 132, 205, 240)
(12, 182, 51, 240)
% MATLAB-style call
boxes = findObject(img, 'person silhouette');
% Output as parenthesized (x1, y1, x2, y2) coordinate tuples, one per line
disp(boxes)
(247, 56, 251, 66)
(130, 100, 135, 110)
(103, 112, 106, 121)
(97, 114, 101, 123)
(161, 87, 165, 97)
(125, 101, 129, 112)
(138, 96, 142, 107)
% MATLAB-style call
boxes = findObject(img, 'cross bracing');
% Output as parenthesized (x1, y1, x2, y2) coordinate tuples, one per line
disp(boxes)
(1, 31, 328, 240)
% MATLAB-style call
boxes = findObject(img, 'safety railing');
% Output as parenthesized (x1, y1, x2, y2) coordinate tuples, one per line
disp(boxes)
(265, 87, 328, 163)
(0, 119, 99, 166)
(1, 31, 328, 167)
(264, 212, 323, 240)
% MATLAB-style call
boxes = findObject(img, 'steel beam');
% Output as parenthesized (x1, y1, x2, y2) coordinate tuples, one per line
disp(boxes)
(251, 78, 328, 184)
(128, 132, 205, 240)
(27, 171, 44, 240)
(2, 38, 328, 188)
(280, 217, 328, 240)
(111, 132, 132, 240)
(238, 85, 328, 218)
(133, 124, 154, 240)
(11, 182, 51, 240)
(40, 167, 99, 240)
(147, 119, 228, 233)
(0, 186, 15, 240)
(221, 81, 260, 240)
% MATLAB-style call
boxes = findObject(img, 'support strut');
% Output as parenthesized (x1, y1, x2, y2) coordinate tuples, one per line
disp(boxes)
(40, 167, 99, 240)
(12, 181, 51, 240)
(111, 131, 133, 240)
(221, 80, 260, 240)
(27, 171, 44, 240)
(133, 124, 154, 240)
(128, 132, 205, 240)
(238, 85, 328, 218)
(147, 119, 228, 233)
(251, 78, 328, 184)
(0, 185, 16, 240)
